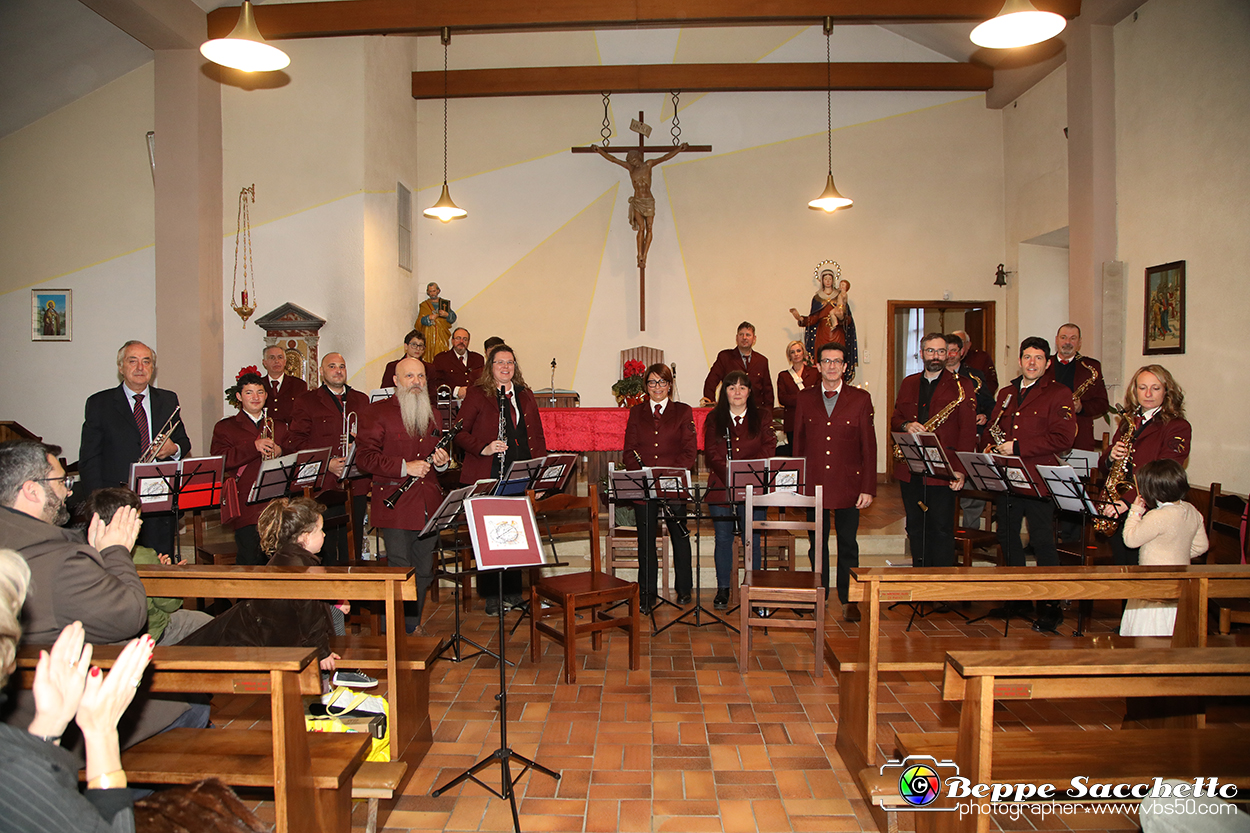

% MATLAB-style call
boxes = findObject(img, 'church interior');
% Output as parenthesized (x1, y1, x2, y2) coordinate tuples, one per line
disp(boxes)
(1, 0, 1248, 831)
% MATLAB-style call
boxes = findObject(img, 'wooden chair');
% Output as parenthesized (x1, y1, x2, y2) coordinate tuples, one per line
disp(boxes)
(739, 485, 825, 677)
(603, 463, 671, 598)
(730, 523, 798, 605)
(528, 484, 640, 683)
(953, 490, 1001, 567)
(1206, 489, 1250, 633)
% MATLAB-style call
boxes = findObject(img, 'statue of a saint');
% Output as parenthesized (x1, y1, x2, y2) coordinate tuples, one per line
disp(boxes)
(789, 262, 858, 382)
(416, 282, 457, 357)
(593, 143, 688, 268)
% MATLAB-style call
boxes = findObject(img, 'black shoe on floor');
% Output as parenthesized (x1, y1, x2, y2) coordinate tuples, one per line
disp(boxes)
(1033, 602, 1064, 633)
(639, 596, 654, 615)
(676, 592, 692, 605)
(484, 598, 500, 616)
(713, 589, 730, 610)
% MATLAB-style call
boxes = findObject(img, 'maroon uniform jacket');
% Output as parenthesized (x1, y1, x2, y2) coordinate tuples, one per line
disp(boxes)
(286, 385, 370, 490)
(890, 370, 977, 485)
(210, 411, 290, 528)
(963, 347, 998, 393)
(455, 384, 548, 485)
(380, 359, 401, 390)
(703, 408, 778, 505)
(624, 400, 698, 471)
(776, 365, 821, 433)
(430, 349, 485, 395)
(355, 397, 445, 531)
(1097, 414, 1192, 504)
(261, 375, 307, 426)
(703, 350, 774, 410)
(986, 375, 1078, 483)
(1046, 355, 1110, 451)
(793, 384, 877, 509)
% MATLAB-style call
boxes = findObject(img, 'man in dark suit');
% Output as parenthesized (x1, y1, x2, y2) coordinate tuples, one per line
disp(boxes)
(77, 340, 192, 555)
(286, 352, 369, 566)
(891, 333, 977, 568)
(261, 344, 308, 426)
(794, 340, 876, 620)
(429, 327, 485, 401)
(701, 321, 774, 409)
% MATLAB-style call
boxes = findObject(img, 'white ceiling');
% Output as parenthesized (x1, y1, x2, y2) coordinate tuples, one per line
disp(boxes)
(0, 0, 1113, 140)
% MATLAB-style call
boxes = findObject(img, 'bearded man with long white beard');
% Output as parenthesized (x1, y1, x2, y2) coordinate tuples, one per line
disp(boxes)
(356, 357, 451, 636)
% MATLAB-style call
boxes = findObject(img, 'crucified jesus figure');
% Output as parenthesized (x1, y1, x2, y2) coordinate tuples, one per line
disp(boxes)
(594, 142, 688, 268)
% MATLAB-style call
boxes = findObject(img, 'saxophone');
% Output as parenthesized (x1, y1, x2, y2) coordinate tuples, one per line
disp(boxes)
(1093, 405, 1143, 534)
(983, 392, 1011, 453)
(1070, 357, 1100, 408)
(892, 378, 966, 460)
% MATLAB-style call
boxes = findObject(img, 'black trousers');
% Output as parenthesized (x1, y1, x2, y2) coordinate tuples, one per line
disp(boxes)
(807, 507, 860, 604)
(1109, 515, 1141, 566)
(233, 524, 263, 566)
(637, 500, 691, 599)
(319, 493, 368, 567)
(899, 478, 957, 568)
(380, 527, 437, 630)
(996, 493, 1059, 567)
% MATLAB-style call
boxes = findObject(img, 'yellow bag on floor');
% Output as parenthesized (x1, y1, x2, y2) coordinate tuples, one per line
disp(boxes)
(306, 686, 391, 762)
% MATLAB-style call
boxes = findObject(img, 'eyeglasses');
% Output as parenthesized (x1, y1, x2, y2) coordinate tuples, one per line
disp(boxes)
(819, 358, 845, 366)
(35, 476, 73, 490)
(646, 380, 669, 388)
(921, 348, 946, 355)
(492, 360, 516, 367)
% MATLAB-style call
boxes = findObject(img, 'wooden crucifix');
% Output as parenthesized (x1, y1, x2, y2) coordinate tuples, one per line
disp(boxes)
(573, 111, 710, 330)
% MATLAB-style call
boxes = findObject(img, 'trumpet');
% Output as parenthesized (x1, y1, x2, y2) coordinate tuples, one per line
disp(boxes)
(340, 409, 358, 458)
(260, 408, 278, 460)
(139, 405, 181, 464)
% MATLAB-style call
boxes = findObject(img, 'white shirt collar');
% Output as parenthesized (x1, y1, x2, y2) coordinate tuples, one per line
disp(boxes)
(651, 397, 670, 414)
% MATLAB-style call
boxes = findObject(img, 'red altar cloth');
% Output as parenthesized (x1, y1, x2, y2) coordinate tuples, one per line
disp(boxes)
(539, 406, 712, 451)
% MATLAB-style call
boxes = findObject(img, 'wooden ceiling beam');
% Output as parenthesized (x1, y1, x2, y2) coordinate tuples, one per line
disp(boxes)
(411, 62, 993, 99)
(208, 0, 1081, 40)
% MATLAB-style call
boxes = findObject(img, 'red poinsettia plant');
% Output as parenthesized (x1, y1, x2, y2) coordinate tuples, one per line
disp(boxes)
(224, 365, 262, 407)
(612, 359, 648, 403)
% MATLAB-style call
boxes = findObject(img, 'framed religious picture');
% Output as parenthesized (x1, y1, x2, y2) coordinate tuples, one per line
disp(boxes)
(31, 289, 71, 341)
(1143, 260, 1185, 355)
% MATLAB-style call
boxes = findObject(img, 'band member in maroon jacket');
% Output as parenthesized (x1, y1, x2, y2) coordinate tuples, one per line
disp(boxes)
(626, 362, 697, 613)
(794, 341, 877, 621)
(380, 329, 426, 389)
(955, 329, 998, 394)
(704, 371, 777, 610)
(356, 358, 450, 636)
(1049, 323, 1109, 452)
(286, 352, 370, 566)
(430, 327, 486, 401)
(986, 336, 1077, 629)
(701, 322, 775, 409)
(890, 334, 977, 569)
(261, 344, 308, 426)
(456, 344, 548, 613)
(210, 372, 289, 565)
(776, 340, 820, 455)
(1098, 364, 1192, 566)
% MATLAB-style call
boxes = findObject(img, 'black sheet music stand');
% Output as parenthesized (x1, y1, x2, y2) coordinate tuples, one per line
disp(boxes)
(889, 433, 965, 626)
(130, 456, 226, 563)
(721, 457, 808, 620)
(1038, 464, 1112, 636)
(655, 481, 738, 636)
(425, 482, 500, 664)
(606, 467, 686, 629)
(433, 496, 559, 832)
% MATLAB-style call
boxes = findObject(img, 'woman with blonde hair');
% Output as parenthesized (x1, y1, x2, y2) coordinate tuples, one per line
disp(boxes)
(1098, 364, 1192, 566)
(775, 340, 818, 455)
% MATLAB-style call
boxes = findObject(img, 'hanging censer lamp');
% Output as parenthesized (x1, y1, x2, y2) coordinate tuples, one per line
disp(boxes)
(230, 184, 258, 327)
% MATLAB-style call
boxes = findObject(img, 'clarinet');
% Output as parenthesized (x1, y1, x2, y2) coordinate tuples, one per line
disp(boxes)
(495, 386, 509, 477)
(382, 418, 463, 510)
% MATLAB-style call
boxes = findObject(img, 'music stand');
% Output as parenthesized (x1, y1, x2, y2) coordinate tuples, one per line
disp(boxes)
(131, 456, 226, 563)
(607, 467, 680, 627)
(495, 457, 547, 497)
(531, 454, 577, 497)
(890, 434, 964, 625)
(655, 482, 738, 635)
(1038, 464, 1111, 636)
(434, 497, 559, 832)
(424, 482, 500, 664)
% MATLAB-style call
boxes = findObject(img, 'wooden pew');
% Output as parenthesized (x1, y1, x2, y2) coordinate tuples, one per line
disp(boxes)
(136, 564, 439, 764)
(835, 563, 1250, 832)
(16, 645, 368, 833)
(897, 647, 1250, 833)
